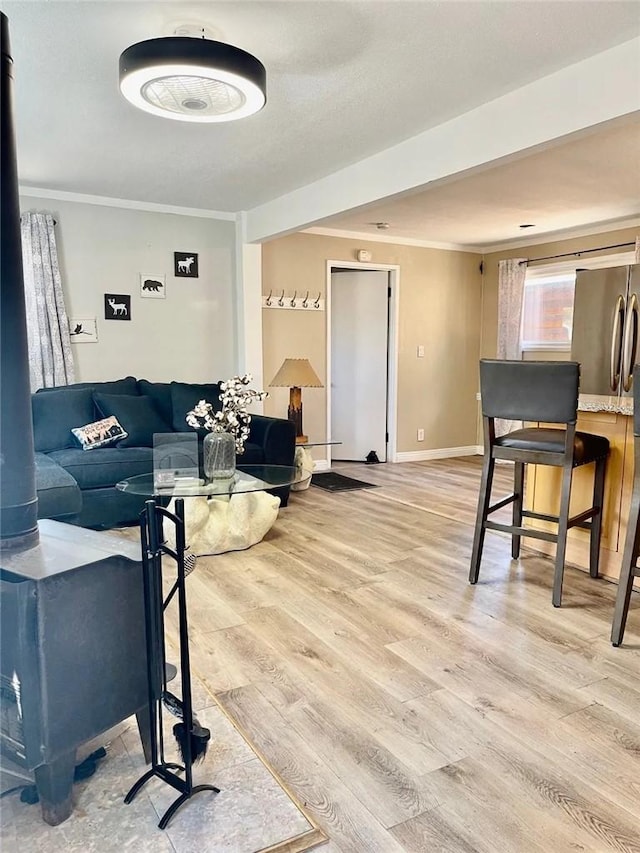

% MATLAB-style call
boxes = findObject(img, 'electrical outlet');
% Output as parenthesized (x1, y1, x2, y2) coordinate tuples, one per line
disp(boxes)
(417, 345, 425, 358)
(417, 428, 425, 441)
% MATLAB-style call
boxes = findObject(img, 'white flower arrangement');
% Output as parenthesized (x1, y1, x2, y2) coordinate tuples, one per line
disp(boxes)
(185, 374, 267, 455)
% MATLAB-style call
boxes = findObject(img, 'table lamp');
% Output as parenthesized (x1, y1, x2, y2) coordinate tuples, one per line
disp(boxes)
(269, 358, 323, 444)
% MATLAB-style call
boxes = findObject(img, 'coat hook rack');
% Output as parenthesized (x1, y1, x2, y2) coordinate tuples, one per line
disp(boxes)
(262, 289, 324, 311)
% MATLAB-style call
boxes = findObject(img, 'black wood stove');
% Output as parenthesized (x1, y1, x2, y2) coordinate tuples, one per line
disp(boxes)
(0, 521, 151, 825)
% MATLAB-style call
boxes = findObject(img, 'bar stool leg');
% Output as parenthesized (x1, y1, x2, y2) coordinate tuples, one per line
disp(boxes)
(552, 462, 574, 607)
(469, 453, 495, 584)
(512, 462, 524, 559)
(589, 456, 607, 579)
(611, 490, 640, 646)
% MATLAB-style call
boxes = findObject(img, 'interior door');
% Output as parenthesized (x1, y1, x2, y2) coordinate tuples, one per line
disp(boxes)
(331, 270, 389, 462)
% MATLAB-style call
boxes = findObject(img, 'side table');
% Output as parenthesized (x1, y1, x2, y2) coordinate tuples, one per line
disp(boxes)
(292, 441, 342, 491)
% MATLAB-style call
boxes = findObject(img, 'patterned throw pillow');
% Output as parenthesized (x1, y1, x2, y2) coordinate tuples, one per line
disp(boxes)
(71, 416, 127, 450)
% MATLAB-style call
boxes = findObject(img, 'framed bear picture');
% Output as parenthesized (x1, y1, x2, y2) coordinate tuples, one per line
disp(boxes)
(140, 273, 166, 299)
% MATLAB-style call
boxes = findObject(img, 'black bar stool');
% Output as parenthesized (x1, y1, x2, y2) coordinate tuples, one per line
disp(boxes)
(470, 359, 610, 607)
(611, 364, 640, 647)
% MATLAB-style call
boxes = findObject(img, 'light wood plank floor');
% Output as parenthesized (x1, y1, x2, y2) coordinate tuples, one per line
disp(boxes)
(165, 457, 640, 853)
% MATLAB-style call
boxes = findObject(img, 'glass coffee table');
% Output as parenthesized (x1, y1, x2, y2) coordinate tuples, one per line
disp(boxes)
(117, 465, 299, 556)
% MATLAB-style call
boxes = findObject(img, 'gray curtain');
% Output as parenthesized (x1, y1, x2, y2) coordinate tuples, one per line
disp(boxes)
(496, 258, 527, 436)
(21, 212, 74, 390)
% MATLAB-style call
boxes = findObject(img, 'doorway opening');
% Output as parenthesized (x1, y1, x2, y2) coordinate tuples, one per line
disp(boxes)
(326, 260, 399, 468)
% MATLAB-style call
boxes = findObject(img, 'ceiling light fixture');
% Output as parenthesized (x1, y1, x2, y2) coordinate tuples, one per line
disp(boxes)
(119, 32, 266, 122)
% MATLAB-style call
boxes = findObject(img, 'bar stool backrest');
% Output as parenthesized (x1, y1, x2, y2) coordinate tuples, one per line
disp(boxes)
(480, 359, 580, 426)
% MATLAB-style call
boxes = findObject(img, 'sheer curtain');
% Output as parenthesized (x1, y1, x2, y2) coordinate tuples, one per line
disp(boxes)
(21, 212, 74, 390)
(635, 235, 640, 264)
(496, 258, 527, 436)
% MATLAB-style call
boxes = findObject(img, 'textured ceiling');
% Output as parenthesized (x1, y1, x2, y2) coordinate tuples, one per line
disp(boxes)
(314, 116, 640, 249)
(4, 1, 640, 245)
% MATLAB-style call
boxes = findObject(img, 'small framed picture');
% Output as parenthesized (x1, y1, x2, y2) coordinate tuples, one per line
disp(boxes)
(174, 252, 198, 278)
(69, 317, 98, 343)
(140, 273, 166, 299)
(104, 293, 131, 321)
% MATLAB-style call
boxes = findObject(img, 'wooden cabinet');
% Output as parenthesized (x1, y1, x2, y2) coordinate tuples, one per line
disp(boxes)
(526, 411, 634, 583)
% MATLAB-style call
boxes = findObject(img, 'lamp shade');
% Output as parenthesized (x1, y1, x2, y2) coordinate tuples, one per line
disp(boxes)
(269, 358, 323, 388)
(119, 36, 266, 123)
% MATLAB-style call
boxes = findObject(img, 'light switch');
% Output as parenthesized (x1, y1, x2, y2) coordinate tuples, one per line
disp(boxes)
(417, 345, 425, 358)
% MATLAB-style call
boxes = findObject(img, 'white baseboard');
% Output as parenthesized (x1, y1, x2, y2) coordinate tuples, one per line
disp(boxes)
(394, 445, 482, 463)
(313, 459, 331, 472)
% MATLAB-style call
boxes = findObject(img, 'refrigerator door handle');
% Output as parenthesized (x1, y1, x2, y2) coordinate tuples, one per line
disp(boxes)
(622, 292, 638, 392)
(610, 294, 625, 392)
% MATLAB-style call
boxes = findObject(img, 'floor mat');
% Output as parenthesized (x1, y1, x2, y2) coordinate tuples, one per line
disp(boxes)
(311, 471, 377, 491)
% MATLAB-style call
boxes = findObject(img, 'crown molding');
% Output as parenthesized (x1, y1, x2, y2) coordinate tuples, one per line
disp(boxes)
(304, 226, 481, 253)
(18, 186, 236, 220)
(480, 215, 640, 254)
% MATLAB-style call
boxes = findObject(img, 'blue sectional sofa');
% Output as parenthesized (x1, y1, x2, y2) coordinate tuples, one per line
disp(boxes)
(32, 376, 296, 529)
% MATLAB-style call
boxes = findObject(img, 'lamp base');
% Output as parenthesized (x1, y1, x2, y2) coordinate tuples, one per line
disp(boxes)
(295, 435, 308, 445)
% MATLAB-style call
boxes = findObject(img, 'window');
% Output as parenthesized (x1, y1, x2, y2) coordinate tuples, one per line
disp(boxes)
(519, 251, 636, 353)
(521, 272, 575, 351)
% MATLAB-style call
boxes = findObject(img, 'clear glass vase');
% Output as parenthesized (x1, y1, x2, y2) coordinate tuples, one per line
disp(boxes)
(203, 431, 236, 480)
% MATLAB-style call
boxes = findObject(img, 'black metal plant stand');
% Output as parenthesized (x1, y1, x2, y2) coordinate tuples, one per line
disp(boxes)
(124, 499, 219, 829)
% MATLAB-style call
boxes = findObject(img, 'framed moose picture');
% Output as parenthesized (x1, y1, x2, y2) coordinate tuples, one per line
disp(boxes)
(174, 252, 199, 278)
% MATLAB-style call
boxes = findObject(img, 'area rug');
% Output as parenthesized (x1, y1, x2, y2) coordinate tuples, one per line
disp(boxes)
(311, 471, 377, 492)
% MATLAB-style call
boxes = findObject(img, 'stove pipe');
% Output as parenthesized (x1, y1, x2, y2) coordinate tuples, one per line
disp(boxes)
(0, 12, 39, 552)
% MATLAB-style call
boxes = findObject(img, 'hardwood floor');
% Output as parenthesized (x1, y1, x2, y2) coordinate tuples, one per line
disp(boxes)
(164, 457, 640, 853)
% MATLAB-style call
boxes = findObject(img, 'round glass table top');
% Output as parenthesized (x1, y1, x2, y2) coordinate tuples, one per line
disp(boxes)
(116, 465, 299, 498)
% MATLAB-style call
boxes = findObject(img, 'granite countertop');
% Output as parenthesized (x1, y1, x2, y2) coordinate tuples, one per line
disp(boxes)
(578, 394, 633, 415)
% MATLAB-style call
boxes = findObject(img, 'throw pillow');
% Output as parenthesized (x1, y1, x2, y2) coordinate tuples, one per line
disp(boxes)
(72, 416, 127, 450)
(93, 392, 172, 447)
(170, 381, 222, 434)
(32, 387, 96, 452)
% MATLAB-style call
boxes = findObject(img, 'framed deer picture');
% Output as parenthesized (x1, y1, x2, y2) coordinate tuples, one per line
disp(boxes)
(174, 251, 199, 278)
(104, 293, 131, 321)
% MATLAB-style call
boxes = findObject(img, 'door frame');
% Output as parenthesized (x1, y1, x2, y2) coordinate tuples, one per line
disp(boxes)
(326, 260, 400, 466)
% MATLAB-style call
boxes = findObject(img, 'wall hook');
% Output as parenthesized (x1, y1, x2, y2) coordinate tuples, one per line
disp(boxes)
(302, 291, 309, 308)
(265, 289, 272, 306)
(314, 292, 322, 308)
(278, 289, 285, 307)
(290, 290, 297, 307)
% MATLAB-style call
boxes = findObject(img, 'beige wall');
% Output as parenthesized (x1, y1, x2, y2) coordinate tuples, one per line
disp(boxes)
(262, 232, 483, 455)
(21, 196, 237, 385)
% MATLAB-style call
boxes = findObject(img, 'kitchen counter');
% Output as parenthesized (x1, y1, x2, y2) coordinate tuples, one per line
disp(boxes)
(578, 394, 633, 415)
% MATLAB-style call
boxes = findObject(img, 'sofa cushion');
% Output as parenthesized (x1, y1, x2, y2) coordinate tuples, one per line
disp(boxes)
(170, 381, 222, 434)
(137, 380, 173, 425)
(36, 376, 139, 396)
(72, 416, 128, 450)
(94, 392, 172, 447)
(238, 441, 264, 465)
(48, 447, 153, 490)
(34, 453, 82, 519)
(32, 387, 96, 452)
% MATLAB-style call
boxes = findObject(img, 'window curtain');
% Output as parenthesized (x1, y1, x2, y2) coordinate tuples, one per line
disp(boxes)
(496, 257, 527, 436)
(21, 212, 74, 391)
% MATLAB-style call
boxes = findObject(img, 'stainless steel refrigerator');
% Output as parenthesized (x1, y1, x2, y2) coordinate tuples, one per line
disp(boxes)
(571, 264, 640, 397)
